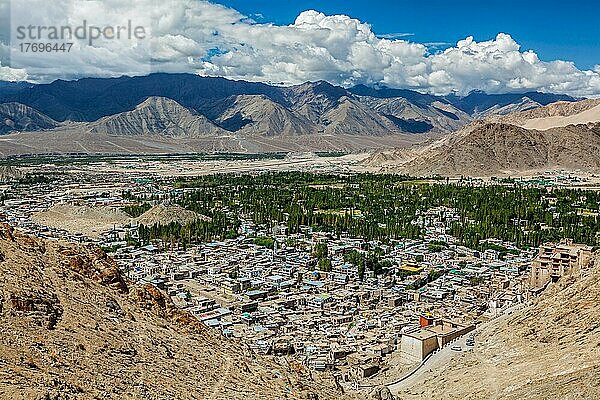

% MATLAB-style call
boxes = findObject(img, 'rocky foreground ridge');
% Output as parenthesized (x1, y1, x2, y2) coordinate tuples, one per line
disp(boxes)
(0, 221, 352, 400)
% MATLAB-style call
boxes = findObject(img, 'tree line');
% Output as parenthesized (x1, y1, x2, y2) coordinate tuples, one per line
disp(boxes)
(124, 172, 599, 249)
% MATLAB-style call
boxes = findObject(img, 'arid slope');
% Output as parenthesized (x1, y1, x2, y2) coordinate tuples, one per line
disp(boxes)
(397, 255, 600, 400)
(394, 121, 600, 176)
(488, 99, 600, 130)
(0, 222, 350, 400)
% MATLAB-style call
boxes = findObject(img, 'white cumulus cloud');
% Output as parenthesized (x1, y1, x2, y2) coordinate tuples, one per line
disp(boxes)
(0, 0, 599, 96)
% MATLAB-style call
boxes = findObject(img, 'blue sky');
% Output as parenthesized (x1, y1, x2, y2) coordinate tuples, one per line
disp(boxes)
(215, 0, 600, 70)
(2, 0, 599, 95)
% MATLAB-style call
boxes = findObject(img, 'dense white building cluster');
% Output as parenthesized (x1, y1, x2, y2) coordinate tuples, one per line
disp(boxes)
(0, 164, 535, 386)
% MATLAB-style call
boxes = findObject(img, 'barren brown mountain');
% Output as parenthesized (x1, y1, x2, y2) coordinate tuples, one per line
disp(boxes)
(0, 222, 351, 400)
(356, 96, 471, 133)
(488, 98, 600, 129)
(89, 97, 227, 137)
(473, 97, 542, 118)
(0, 103, 60, 134)
(206, 94, 318, 136)
(357, 98, 600, 176)
(321, 97, 404, 136)
(387, 120, 600, 176)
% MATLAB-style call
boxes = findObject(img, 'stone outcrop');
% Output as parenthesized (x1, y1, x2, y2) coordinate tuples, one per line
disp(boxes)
(368, 386, 396, 400)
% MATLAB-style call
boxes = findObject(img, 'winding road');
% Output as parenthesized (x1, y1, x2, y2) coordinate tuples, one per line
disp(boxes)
(388, 304, 525, 394)
(388, 335, 471, 393)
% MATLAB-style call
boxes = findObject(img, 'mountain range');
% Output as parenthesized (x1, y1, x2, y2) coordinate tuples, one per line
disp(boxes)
(88, 97, 227, 137)
(3, 73, 597, 175)
(363, 99, 600, 176)
(0, 73, 576, 138)
(0, 102, 59, 134)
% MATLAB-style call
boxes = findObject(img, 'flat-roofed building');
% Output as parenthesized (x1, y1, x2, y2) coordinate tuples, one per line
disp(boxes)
(530, 239, 593, 289)
(400, 330, 439, 363)
(401, 319, 475, 362)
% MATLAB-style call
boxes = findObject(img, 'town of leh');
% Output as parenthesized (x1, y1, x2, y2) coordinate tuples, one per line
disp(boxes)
(0, 1, 599, 400)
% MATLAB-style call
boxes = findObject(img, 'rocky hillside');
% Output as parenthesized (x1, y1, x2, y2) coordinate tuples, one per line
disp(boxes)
(321, 97, 404, 136)
(398, 254, 600, 400)
(135, 204, 210, 227)
(378, 119, 600, 176)
(89, 97, 226, 137)
(0, 74, 578, 139)
(285, 81, 348, 124)
(474, 97, 542, 117)
(0, 222, 351, 400)
(204, 94, 318, 136)
(0, 102, 59, 134)
(357, 97, 471, 133)
(488, 99, 600, 130)
(358, 98, 600, 176)
(0, 165, 25, 182)
(360, 149, 421, 168)
(445, 90, 576, 117)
